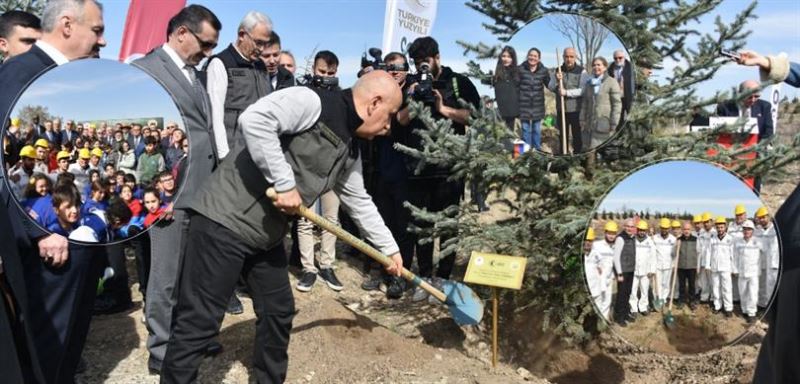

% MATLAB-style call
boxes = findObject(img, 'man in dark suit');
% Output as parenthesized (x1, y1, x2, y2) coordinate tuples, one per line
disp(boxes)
(126, 123, 146, 158)
(0, 0, 106, 382)
(132, 4, 222, 375)
(60, 119, 77, 145)
(716, 79, 774, 141)
(607, 50, 634, 120)
(261, 31, 295, 91)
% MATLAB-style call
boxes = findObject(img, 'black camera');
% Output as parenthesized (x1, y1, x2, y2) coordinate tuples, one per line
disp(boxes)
(361, 47, 386, 71)
(409, 62, 443, 104)
(301, 74, 339, 90)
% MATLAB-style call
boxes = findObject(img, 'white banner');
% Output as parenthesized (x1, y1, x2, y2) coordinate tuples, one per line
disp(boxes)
(770, 82, 781, 134)
(382, 0, 438, 56)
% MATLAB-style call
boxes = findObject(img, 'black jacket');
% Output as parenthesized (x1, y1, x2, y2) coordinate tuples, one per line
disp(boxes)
(607, 59, 634, 113)
(716, 99, 774, 141)
(493, 67, 520, 118)
(272, 66, 296, 91)
(518, 62, 550, 121)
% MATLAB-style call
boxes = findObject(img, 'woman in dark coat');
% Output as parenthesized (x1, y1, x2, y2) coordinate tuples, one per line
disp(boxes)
(518, 47, 551, 150)
(492, 46, 520, 130)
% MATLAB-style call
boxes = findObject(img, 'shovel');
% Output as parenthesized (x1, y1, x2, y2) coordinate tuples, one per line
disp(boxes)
(663, 240, 681, 329)
(267, 188, 484, 326)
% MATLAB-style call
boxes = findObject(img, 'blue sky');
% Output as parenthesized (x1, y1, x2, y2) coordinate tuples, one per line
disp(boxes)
(11, 59, 184, 128)
(597, 160, 764, 218)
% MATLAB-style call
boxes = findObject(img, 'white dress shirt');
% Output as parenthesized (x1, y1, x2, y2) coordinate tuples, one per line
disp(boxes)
(206, 45, 251, 159)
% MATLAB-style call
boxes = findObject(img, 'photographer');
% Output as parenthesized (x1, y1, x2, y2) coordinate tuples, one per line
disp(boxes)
(401, 36, 480, 300)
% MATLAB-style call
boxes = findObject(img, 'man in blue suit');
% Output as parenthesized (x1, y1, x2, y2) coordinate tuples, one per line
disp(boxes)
(0, 0, 106, 382)
(715, 79, 774, 141)
(126, 123, 146, 159)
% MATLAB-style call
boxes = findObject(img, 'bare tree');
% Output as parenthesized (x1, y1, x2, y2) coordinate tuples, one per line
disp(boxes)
(548, 14, 610, 68)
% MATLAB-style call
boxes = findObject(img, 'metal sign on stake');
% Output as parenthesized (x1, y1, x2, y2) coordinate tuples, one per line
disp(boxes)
(464, 251, 527, 367)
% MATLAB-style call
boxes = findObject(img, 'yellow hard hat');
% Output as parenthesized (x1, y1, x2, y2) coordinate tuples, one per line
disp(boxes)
(10, 117, 20, 127)
(34, 138, 49, 148)
(702, 212, 712, 222)
(755, 206, 769, 218)
(734, 204, 746, 215)
(671, 220, 681, 228)
(90, 148, 103, 158)
(692, 214, 702, 223)
(659, 218, 671, 229)
(19, 145, 36, 159)
(715, 216, 727, 225)
(56, 151, 71, 161)
(604, 221, 618, 233)
(78, 148, 91, 159)
(636, 220, 649, 231)
(586, 227, 596, 241)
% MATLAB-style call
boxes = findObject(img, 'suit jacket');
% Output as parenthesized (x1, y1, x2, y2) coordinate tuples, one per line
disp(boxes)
(607, 59, 634, 112)
(580, 74, 622, 134)
(274, 66, 296, 91)
(126, 134, 146, 158)
(133, 47, 218, 209)
(60, 129, 77, 145)
(0, 43, 53, 384)
(716, 99, 774, 141)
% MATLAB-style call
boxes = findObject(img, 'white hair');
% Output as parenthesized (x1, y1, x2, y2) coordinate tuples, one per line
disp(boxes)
(41, 0, 102, 33)
(238, 11, 272, 34)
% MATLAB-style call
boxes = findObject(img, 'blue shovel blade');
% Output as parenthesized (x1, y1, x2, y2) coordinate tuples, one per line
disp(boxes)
(441, 281, 484, 326)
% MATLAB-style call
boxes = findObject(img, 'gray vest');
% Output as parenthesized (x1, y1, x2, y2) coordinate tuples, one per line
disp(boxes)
(210, 45, 271, 148)
(557, 64, 584, 113)
(619, 232, 636, 273)
(677, 236, 699, 269)
(187, 122, 352, 250)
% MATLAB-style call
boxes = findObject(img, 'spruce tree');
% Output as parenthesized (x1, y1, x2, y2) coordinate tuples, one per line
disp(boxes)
(396, 0, 800, 343)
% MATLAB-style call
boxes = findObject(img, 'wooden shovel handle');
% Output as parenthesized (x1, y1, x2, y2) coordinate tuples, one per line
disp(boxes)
(267, 188, 447, 302)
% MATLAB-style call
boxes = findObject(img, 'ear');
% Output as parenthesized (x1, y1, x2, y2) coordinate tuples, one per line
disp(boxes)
(62, 15, 73, 37)
(368, 95, 382, 115)
(0, 38, 8, 54)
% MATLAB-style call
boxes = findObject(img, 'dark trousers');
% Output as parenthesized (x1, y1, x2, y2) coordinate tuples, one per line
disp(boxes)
(407, 177, 463, 279)
(556, 111, 582, 153)
(374, 178, 415, 273)
(23, 244, 102, 383)
(161, 214, 295, 384)
(677, 268, 697, 304)
(0, 276, 39, 383)
(132, 233, 150, 297)
(614, 272, 634, 321)
(103, 243, 132, 306)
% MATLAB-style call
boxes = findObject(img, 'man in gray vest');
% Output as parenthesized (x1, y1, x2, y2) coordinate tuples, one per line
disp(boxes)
(205, 10, 272, 160)
(132, 4, 221, 375)
(551, 47, 589, 153)
(676, 222, 699, 310)
(161, 71, 404, 384)
(612, 218, 637, 326)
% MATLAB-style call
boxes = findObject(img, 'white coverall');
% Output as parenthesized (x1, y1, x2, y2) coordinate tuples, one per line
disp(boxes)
(696, 228, 716, 301)
(705, 233, 735, 312)
(729, 221, 745, 301)
(756, 224, 780, 308)
(653, 233, 676, 302)
(735, 236, 762, 317)
(629, 236, 656, 314)
(585, 240, 615, 320)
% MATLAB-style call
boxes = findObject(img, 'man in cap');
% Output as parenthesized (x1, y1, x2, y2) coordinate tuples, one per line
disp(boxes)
(755, 207, 779, 312)
(33, 138, 49, 174)
(734, 219, 762, 322)
(653, 218, 677, 306)
(48, 150, 71, 184)
(8, 145, 37, 196)
(729, 205, 748, 303)
(671, 219, 681, 238)
(629, 220, 656, 317)
(696, 212, 717, 304)
(88, 147, 103, 173)
(612, 218, 637, 325)
(706, 216, 736, 316)
(586, 222, 617, 321)
(68, 148, 92, 200)
(676, 221, 699, 310)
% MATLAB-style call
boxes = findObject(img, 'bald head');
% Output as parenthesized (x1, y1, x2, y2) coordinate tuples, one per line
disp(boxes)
(739, 79, 761, 107)
(352, 70, 402, 140)
(624, 218, 636, 235)
(563, 47, 577, 68)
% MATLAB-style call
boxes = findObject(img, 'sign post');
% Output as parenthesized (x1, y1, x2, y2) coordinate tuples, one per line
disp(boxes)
(464, 251, 527, 368)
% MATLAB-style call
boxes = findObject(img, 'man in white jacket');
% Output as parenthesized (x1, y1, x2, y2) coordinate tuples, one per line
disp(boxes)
(630, 220, 656, 316)
(696, 212, 716, 304)
(734, 220, 762, 322)
(653, 218, 676, 305)
(586, 222, 617, 320)
(706, 216, 735, 316)
(755, 207, 780, 312)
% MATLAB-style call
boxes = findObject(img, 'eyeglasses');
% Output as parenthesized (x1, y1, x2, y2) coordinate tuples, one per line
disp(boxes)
(614, 56, 625, 60)
(186, 26, 217, 51)
(245, 31, 270, 48)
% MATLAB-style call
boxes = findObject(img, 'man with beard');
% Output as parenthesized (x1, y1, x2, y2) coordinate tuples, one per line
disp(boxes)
(205, 10, 271, 161)
(0, 1, 106, 382)
(8, 145, 37, 196)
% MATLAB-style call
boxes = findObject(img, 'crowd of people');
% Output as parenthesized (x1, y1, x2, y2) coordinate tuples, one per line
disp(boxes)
(490, 45, 631, 153)
(584, 205, 780, 326)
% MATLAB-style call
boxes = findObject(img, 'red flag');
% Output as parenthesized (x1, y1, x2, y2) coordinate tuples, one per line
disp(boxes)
(119, 0, 186, 63)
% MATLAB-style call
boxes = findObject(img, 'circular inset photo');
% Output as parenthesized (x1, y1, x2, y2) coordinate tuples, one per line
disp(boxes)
(2, 59, 185, 245)
(583, 159, 780, 354)
(494, 12, 632, 156)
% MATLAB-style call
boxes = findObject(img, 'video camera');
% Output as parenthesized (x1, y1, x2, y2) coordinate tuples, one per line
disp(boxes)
(408, 62, 445, 105)
(361, 47, 386, 71)
(300, 74, 339, 90)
